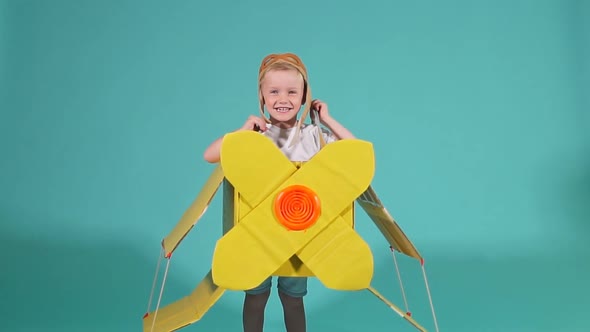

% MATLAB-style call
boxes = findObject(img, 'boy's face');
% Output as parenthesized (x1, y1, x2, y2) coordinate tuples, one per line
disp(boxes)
(260, 69, 305, 127)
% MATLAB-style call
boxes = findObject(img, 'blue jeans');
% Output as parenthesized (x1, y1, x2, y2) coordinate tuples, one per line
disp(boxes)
(245, 276, 308, 298)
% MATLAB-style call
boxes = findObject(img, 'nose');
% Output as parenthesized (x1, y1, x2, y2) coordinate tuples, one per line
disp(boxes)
(277, 93, 290, 104)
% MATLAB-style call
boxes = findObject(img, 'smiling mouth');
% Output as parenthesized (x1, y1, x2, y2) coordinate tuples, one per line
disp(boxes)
(275, 107, 292, 113)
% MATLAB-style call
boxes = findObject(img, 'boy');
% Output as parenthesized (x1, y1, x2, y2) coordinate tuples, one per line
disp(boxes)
(203, 53, 355, 332)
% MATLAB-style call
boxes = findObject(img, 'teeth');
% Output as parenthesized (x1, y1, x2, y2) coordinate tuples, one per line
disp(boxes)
(275, 107, 290, 113)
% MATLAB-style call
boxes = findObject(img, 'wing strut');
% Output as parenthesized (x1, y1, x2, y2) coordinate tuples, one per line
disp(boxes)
(358, 186, 440, 332)
(142, 165, 226, 332)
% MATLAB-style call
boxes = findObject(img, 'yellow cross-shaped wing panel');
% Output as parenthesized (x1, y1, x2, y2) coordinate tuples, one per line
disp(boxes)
(212, 131, 375, 291)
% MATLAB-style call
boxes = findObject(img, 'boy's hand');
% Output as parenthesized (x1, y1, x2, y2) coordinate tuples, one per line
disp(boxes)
(239, 115, 267, 132)
(311, 99, 331, 122)
(311, 99, 356, 140)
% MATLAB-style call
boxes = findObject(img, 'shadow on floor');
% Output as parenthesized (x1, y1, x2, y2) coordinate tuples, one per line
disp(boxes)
(307, 250, 590, 332)
(4, 213, 588, 332)
(0, 225, 242, 332)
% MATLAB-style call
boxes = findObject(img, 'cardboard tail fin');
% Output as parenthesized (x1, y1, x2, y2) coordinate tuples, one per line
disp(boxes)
(143, 270, 225, 332)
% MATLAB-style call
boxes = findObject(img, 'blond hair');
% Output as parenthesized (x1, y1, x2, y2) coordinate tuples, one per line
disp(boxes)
(258, 53, 313, 138)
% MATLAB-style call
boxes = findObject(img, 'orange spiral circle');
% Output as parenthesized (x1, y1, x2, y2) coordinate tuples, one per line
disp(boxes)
(274, 185, 321, 231)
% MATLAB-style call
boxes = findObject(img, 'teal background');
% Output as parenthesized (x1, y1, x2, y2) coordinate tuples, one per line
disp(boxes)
(1, 0, 589, 331)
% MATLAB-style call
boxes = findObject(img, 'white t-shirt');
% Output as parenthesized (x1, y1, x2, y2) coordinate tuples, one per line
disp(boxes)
(262, 123, 336, 162)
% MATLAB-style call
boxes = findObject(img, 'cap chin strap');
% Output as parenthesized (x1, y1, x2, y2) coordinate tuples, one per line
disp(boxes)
(311, 108, 326, 149)
(283, 108, 326, 150)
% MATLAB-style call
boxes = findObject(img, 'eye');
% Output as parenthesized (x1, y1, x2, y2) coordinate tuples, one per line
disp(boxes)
(269, 89, 278, 94)
(289, 90, 298, 95)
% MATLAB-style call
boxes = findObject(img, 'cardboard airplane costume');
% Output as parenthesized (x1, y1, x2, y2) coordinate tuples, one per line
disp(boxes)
(142, 53, 439, 332)
(142, 130, 439, 332)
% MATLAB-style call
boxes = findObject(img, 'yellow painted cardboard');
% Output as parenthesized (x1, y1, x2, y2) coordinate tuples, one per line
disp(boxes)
(211, 131, 375, 291)
(142, 130, 430, 332)
(143, 271, 224, 332)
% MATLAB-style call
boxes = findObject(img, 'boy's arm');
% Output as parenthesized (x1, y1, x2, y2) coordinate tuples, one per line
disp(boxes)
(203, 136, 224, 163)
(321, 115, 355, 140)
(203, 115, 268, 163)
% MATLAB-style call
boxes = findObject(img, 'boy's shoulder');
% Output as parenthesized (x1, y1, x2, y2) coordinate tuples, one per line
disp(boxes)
(300, 123, 337, 144)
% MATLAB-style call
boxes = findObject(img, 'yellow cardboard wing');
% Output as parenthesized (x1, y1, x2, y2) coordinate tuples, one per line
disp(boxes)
(142, 131, 438, 332)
